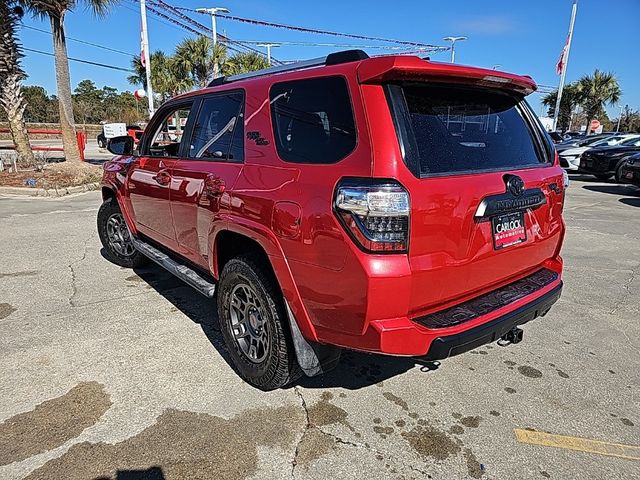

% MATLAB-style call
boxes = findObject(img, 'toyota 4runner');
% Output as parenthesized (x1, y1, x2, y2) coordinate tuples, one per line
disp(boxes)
(98, 50, 566, 390)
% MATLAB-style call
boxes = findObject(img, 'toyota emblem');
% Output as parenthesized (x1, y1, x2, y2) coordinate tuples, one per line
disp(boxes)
(506, 175, 525, 197)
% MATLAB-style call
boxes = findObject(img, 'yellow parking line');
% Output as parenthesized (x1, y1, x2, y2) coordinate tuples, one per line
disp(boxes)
(514, 429, 640, 461)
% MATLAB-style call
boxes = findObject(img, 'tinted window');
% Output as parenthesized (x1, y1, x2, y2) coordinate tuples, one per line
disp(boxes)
(396, 84, 545, 175)
(148, 104, 192, 157)
(270, 76, 356, 164)
(188, 93, 244, 161)
(620, 137, 640, 147)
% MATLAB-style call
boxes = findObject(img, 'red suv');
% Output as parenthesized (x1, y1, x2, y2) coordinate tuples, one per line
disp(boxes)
(98, 51, 566, 390)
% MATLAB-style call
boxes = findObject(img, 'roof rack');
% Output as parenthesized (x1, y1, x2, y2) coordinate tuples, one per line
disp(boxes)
(208, 49, 369, 87)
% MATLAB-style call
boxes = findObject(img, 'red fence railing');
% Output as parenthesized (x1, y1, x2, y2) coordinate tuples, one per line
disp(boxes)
(0, 129, 87, 161)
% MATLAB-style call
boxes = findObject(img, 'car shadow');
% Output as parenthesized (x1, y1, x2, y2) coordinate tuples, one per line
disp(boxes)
(96, 467, 165, 480)
(128, 260, 443, 390)
(85, 158, 110, 166)
(581, 184, 640, 197)
(568, 173, 609, 183)
(620, 197, 640, 207)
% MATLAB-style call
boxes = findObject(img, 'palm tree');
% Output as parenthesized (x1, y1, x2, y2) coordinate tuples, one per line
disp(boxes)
(128, 51, 193, 105)
(21, 0, 119, 163)
(541, 82, 580, 132)
(174, 36, 226, 88)
(576, 70, 621, 135)
(0, 1, 35, 167)
(223, 52, 269, 76)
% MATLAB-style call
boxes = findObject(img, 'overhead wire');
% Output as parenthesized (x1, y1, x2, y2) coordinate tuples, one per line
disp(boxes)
(21, 24, 137, 57)
(128, 0, 280, 63)
(175, 4, 448, 50)
(148, 0, 278, 62)
(23, 47, 135, 72)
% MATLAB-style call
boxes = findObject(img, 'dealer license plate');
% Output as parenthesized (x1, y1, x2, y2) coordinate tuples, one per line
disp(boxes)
(492, 211, 527, 250)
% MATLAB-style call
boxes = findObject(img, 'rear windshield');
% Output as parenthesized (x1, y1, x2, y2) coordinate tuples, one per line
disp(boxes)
(389, 83, 547, 176)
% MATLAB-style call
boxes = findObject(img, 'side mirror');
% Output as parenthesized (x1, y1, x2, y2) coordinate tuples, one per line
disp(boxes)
(107, 135, 134, 156)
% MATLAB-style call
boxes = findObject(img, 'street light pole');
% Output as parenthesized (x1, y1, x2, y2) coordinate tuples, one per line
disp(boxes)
(140, 0, 154, 116)
(443, 36, 466, 63)
(196, 6, 230, 78)
(256, 43, 280, 65)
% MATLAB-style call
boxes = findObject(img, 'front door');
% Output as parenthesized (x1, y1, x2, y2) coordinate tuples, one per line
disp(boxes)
(127, 102, 194, 246)
(170, 92, 245, 269)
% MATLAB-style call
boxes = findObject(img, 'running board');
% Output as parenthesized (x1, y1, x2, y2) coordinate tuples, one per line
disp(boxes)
(132, 238, 216, 297)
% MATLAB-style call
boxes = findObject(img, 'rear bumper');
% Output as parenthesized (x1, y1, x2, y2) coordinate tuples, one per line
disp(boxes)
(559, 155, 580, 171)
(314, 264, 563, 357)
(423, 282, 562, 360)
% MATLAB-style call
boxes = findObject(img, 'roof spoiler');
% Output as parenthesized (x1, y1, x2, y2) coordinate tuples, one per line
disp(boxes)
(356, 56, 537, 95)
(208, 49, 369, 87)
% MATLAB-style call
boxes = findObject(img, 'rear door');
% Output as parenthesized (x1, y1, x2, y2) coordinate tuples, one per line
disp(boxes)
(169, 91, 245, 268)
(384, 83, 565, 313)
(127, 101, 194, 245)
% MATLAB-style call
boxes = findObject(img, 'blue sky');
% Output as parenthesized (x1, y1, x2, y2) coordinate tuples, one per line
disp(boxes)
(17, 0, 640, 119)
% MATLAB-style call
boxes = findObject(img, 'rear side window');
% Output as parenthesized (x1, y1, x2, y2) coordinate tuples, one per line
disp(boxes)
(388, 83, 547, 176)
(188, 92, 244, 161)
(270, 76, 356, 164)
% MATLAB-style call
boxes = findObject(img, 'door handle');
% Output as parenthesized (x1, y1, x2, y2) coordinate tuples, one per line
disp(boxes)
(153, 170, 171, 186)
(204, 176, 225, 197)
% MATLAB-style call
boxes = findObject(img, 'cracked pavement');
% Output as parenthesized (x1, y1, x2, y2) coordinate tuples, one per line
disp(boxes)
(0, 176, 639, 479)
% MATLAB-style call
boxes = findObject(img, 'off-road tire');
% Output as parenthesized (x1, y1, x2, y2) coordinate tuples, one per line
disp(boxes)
(217, 256, 302, 390)
(614, 162, 626, 183)
(97, 198, 147, 268)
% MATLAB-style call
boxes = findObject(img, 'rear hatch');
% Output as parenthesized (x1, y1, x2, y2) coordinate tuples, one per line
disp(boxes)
(361, 58, 565, 315)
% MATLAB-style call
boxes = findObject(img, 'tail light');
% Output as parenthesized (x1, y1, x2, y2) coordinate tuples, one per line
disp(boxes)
(334, 179, 409, 253)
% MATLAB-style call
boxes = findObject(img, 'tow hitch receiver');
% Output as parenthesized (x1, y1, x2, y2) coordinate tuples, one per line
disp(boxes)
(498, 327, 524, 346)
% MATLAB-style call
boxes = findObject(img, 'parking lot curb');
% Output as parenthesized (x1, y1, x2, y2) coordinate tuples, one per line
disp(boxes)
(0, 182, 100, 198)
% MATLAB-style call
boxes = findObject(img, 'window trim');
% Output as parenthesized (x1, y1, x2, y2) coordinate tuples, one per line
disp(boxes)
(268, 75, 357, 165)
(139, 99, 196, 159)
(385, 82, 553, 179)
(183, 89, 246, 163)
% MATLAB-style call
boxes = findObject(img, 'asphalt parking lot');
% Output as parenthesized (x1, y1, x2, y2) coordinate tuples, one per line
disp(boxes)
(0, 175, 638, 480)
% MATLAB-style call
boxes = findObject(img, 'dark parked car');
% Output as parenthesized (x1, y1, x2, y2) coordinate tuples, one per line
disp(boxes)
(579, 137, 640, 181)
(555, 133, 613, 153)
(620, 153, 640, 187)
(548, 131, 566, 144)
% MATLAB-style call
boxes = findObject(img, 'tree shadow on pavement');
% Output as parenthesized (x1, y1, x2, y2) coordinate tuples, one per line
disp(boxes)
(131, 261, 441, 390)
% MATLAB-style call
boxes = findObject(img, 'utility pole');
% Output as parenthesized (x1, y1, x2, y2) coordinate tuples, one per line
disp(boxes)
(443, 36, 466, 63)
(257, 43, 280, 65)
(196, 6, 229, 78)
(552, 0, 578, 132)
(140, 0, 154, 116)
